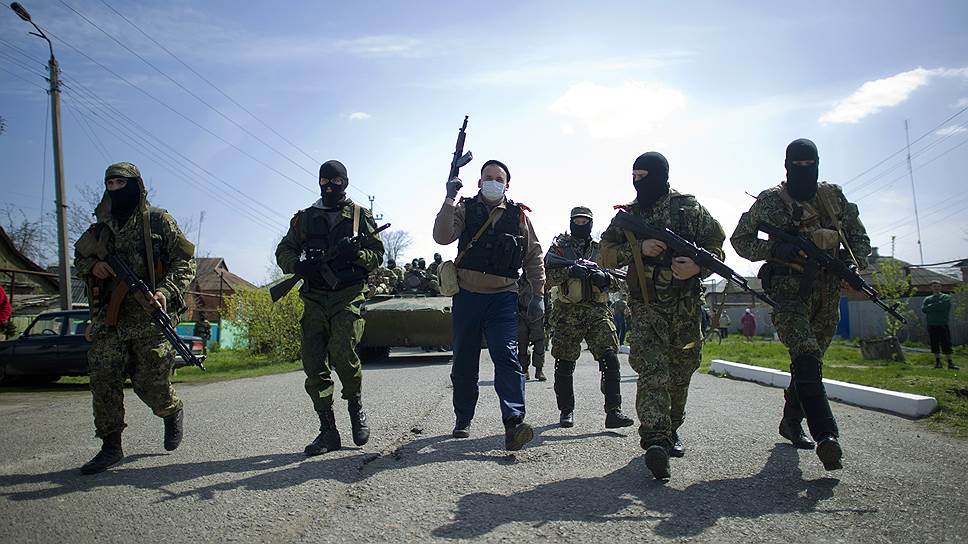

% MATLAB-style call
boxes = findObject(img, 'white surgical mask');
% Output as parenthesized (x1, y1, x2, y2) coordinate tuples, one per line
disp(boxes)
(480, 179, 506, 202)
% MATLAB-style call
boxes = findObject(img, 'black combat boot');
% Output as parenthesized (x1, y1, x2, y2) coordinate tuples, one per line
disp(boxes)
(669, 432, 685, 458)
(644, 444, 671, 481)
(347, 396, 370, 446)
(452, 419, 472, 438)
(163, 409, 183, 451)
(80, 432, 123, 475)
(601, 351, 634, 429)
(948, 360, 960, 370)
(305, 408, 341, 456)
(554, 360, 576, 428)
(504, 417, 534, 451)
(534, 365, 547, 382)
(816, 436, 843, 471)
(779, 388, 814, 449)
(934, 358, 943, 369)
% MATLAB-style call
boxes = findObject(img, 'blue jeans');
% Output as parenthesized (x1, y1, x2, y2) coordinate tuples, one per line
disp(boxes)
(451, 288, 526, 423)
(614, 314, 627, 345)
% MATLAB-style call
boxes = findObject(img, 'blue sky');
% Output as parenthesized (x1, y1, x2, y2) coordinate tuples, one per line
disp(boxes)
(2, 0, 967, 283)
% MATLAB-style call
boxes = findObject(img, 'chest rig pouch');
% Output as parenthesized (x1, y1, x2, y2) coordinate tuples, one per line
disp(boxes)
(557, 237, 607, 304)
(302, 206, 370, 290)
(639, 195, 702, 304)
(457, 197, 525, 279)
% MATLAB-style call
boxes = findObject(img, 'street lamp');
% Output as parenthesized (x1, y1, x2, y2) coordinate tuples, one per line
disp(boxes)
(10, 2, 72, 310)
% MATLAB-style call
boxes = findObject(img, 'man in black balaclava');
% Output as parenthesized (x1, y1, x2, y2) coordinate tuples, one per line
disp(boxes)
(275, 159, 385, 457)
(785, 138, 820, 201)
(107, 174, 142, 226)
(598, 151, 727, 480)
(632, 152, 670, 209)
(319, 160, 349, 208)
(730, 138, 873, 472)
(545, 206, 634, 429)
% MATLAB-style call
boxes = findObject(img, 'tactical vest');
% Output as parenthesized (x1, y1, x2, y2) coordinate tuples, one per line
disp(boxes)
(635, 193, 703, 304)
(555, 235, 609, 304)
(457, 197, 525, 279)
(777, 182, 843, 252)
(301, 204, 370, 290)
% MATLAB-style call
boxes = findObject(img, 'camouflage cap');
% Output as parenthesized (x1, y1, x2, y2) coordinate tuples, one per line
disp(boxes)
(104, 162, 141, 180)
(570, 206, 593, 219)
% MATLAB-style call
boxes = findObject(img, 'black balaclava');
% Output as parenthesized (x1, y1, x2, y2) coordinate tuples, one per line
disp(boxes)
(433, 253, 442, 263)
(570, 220, 592, 239)
(387, 259, 396, 270)
(319, 160, 348, 208)
(632, 152, 670, 209)
(785, 139, 819, 201)
(108, 177, 142, 225)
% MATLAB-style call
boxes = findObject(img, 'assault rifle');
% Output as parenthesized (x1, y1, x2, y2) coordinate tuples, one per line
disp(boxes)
(270, 223, 391, 303)
(757, 222, 907, 323)
(613, 210, 777, 308)
(104, 254, 206, 371)
(545, 252, 626, 301)
(447, 116, 473, 190)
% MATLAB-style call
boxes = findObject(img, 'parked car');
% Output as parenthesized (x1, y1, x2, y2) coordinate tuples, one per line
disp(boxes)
(0, 310, 205, 384)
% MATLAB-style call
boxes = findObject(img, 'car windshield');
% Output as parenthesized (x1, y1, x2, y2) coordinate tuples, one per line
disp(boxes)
(25, 316, 64, 337)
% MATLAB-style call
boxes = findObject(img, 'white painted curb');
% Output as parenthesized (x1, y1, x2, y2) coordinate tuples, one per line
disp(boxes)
(709, 359, 938, 418)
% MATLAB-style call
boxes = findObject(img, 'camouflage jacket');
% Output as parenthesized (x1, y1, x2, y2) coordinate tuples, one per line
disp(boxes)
(545, 233, 617, 305)
(275, 197, 384, 297)
(730, 182, 870, 270)
(599, 191, 725, 305)
(74, 178, 196, 340)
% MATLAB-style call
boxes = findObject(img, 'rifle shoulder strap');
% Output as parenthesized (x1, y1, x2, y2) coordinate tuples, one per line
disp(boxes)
(624, 230, 651, 304)
(815, 183, 861, 268)
(455, 206, 500, 266)
(141, 209, 156, 290)
(352, 204, 361, 237)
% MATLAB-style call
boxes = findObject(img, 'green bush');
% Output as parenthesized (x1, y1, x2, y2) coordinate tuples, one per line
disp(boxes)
(224, 287, 302, 362)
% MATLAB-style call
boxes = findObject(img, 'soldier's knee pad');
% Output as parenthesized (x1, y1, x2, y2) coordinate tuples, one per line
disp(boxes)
(555, 360, 576, 376)
(791, 353, 823, 382)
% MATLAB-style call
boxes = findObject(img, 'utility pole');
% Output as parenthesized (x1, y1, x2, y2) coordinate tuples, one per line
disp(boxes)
(195, 210, 205, 256)
(367, 195, 384, 221)
(904, 120, 925, 265)
(11, 2, 72, 309)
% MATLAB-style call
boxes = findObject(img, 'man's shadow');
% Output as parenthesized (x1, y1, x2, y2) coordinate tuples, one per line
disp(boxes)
(0, 424, 612, 503)
(433, 444, 863, 539)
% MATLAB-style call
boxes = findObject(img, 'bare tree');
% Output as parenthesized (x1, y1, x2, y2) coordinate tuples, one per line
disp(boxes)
(382, 229, 413, 264)
(3, 204, 50, 265)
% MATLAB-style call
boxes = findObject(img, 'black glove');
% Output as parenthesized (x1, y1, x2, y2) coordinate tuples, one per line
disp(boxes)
(335, 237, 361, 260)
(567, 265, 589, 279)
(589, 269, 610, 290)
(293, 260, 318, 278)
(770, 242, 802, 262)
(446, 177, 462, 199)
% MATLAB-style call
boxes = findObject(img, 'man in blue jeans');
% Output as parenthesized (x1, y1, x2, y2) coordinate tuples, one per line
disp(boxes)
(433, 159, 546, 450)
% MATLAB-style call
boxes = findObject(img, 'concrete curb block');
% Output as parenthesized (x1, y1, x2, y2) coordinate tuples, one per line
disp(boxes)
(709, 359, 938, 418)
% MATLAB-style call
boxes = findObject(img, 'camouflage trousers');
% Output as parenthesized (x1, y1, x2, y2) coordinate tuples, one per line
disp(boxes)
(551, 302, 618, 362)
(769, 273, 841, 438)
(627, 298, 702, 449)
(88, 330, 182, 438)
(300, 286, 366, 413)
(517, 316, 545, 371)
(769, 274, 840, 359)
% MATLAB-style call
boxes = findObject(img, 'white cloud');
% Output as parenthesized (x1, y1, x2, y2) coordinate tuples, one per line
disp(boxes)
(819, 66, 968, 124)
(936, 125, 967, 136)
(348, 112, 372, 121)
(334, 36, 421, 57)
(956, 98, 968, 108)
(548, 81, 686, 139)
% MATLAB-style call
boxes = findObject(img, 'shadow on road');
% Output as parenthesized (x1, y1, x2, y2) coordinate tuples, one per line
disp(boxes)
(432, 444, 853, 539)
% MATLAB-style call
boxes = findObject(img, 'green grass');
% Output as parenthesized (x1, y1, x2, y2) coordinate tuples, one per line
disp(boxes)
(702, 336, 968, 438)
(1, 350, 300, 393)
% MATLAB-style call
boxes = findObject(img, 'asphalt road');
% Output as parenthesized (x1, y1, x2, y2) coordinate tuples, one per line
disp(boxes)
(0, 349, 966, 543)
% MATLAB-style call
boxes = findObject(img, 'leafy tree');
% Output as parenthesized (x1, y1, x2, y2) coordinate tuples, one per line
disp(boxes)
(871, 258, 915, 337)
(224, 287, 302, 362)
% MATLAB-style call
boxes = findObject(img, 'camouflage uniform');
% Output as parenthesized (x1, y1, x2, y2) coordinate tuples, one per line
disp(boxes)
(74, 163, 196, 440)
(599, 191, 725, 449)
(731, 182, 870, 444)
(516, 275, 545, 378)
(276, 198, 384, 414)
(367, 266, 399, 296)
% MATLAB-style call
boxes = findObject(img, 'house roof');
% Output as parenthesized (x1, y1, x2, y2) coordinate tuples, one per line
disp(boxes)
(864, 255, 961, 287)
(0, 226, 60, 294)
(191, 257, 257, 292)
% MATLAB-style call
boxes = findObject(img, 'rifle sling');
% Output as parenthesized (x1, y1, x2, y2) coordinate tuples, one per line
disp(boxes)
(624, 230, 651, 304)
